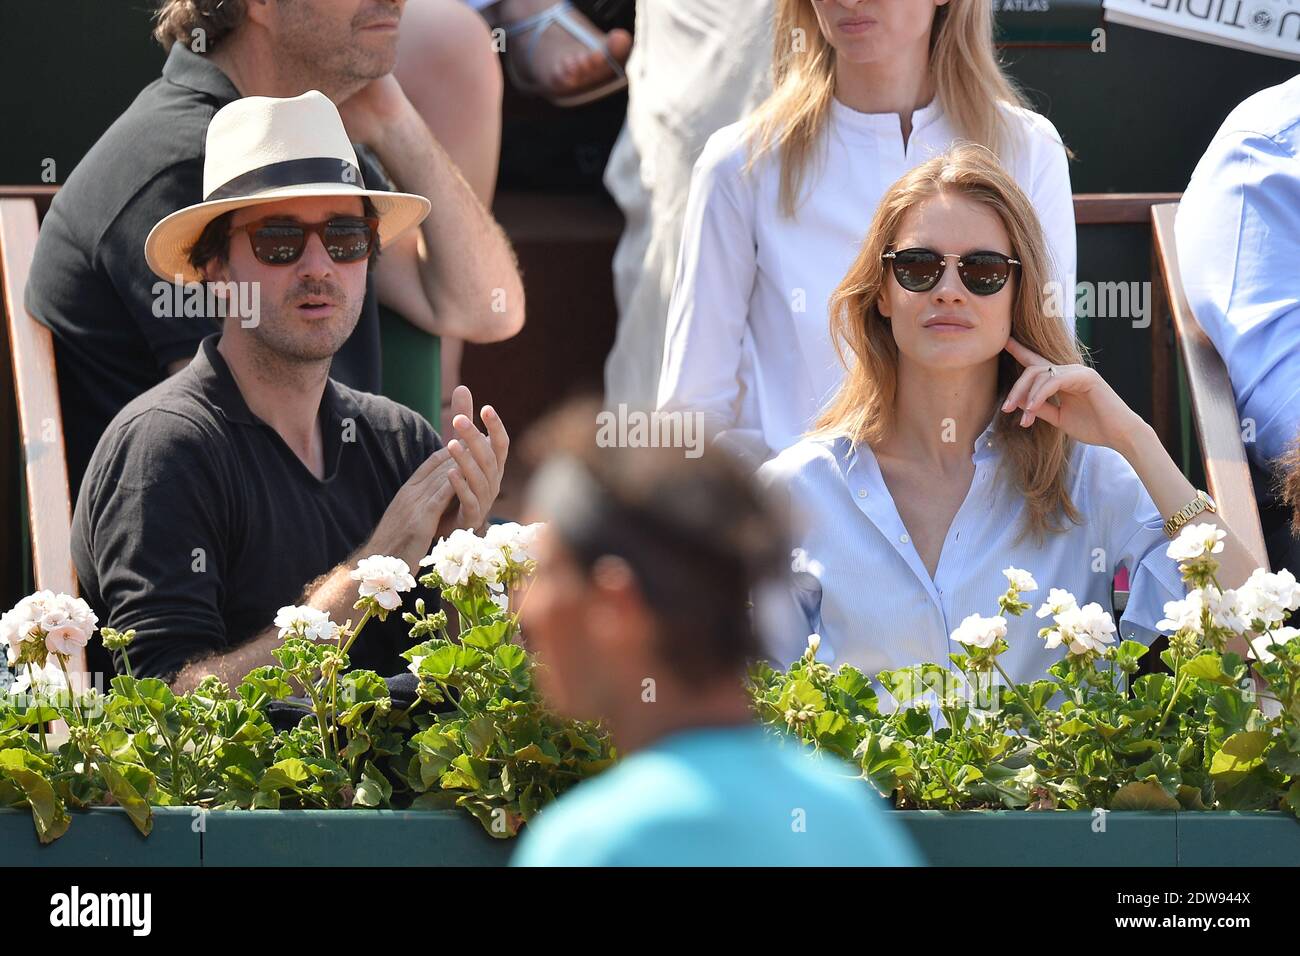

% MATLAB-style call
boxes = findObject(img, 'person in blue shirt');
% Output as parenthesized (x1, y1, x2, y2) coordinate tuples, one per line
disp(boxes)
(510, 403, 922, 867)
(756, 144, 1261, 689)
(1176, 75, 1300, 582)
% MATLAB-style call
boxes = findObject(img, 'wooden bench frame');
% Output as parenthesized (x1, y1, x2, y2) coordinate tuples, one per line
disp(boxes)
(0, 196, 85, 683)
(1149, 202, 1269, 570)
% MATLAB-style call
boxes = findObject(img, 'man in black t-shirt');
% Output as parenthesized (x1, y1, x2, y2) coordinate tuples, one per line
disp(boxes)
(72, 92, 510, 691)
(27, 0, 525, 495)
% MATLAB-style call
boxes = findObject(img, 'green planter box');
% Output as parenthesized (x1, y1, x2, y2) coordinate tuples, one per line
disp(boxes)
(0, 807, 200, 867)
(1176, 812, 1300, 867)
(2, 807, 1297, 866)
(896, 810, 1180, 866)
(199, 809, 510, 867)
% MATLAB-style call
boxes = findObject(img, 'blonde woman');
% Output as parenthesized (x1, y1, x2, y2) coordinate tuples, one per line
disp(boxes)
(757, 145, 1256, 687)
(658, 0, 1077, 467)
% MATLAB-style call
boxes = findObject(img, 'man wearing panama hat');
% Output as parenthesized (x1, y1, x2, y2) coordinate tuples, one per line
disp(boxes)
(71, 91, 511, 692)
(28, 0, 525, 498)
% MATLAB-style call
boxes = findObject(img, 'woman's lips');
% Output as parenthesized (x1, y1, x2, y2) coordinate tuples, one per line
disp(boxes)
(923, 317, 974, 332)
(839, 18, 877, 34)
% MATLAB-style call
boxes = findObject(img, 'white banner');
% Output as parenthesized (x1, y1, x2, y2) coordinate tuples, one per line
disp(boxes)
(1103, 0, 1300, 60)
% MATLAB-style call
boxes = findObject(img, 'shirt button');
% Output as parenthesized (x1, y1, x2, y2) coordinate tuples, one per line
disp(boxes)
(900, 534, 910, 544)
(857, 489, 868, 498)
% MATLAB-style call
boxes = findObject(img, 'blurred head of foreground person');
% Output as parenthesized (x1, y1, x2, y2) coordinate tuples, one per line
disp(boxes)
(508, 401, 922, 867)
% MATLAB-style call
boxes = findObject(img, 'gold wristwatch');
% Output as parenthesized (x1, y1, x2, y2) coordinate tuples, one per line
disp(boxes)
(1163, 490, 1218, 539)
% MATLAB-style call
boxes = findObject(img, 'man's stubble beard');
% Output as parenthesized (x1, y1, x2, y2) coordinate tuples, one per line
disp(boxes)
(274, 0, 400, 96)
(241, 296, 361, 388)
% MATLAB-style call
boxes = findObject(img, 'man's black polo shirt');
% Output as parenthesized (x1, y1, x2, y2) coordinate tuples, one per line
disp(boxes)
(71, 335, 440, 682)
(27, 43, 390, 496)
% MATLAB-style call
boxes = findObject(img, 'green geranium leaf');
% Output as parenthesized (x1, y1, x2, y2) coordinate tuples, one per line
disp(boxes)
(441, 754, 490, 790)
(0, 752, 70, 843)
(463, 715, 497, 757)
(1110, 780, 1180, 811)
(1181, 653, 1236, 686)
(462, 620, 513, 651)
(353, 761, 393, 808)
(1209, 731, 1271, 786)
(100, 762, 154, 837)
(260, 758, 311, 792)
(493, 644, 530, 690)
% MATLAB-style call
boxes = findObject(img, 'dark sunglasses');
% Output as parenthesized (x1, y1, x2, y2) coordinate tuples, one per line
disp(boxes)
(882, 247, 1020, 296)
(232, 216, 380, 266)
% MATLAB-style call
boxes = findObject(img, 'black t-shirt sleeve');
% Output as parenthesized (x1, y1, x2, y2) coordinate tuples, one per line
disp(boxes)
(355, 146, 394, 194)
(413, 410, 443, 463)
(96, 161, 215, 369)
(79, 409, 231, 679)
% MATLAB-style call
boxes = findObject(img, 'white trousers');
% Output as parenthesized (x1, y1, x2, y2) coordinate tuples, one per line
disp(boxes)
(602, 0, 773, 409)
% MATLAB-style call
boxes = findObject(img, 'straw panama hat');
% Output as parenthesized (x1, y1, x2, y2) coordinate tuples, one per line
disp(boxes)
(145, 90, 431, 282)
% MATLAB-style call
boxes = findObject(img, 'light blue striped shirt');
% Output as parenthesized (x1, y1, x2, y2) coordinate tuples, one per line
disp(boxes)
(1176, 75, 1300, 471)
(756, 421, 1186, 691)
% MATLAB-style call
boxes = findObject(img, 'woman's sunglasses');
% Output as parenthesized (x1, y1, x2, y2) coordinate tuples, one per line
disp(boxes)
(882, 247, 1020, 296)
(232, 216, 380, 266)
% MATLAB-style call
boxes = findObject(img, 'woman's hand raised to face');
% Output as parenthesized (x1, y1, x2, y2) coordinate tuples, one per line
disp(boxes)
(1001, 338, 1146, 452)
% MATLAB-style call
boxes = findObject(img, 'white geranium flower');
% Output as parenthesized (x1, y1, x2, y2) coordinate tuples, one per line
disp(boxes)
(420, 528, 507, 587)
(1237, 568, 1300, 630)
(1035, 588, 1079, 620)
(1002, 567, 1038, 592)
(9, 660, 68, 697)
(1205, 586, 1248, 633)
(0, 591, 97, 664)
(1157, 586, 1245, 636)
(807, 633, 822, 656)
(350, 555, 417, 611)
(483, 522, 543, 564)
(38, 593, 98, 657)
(1057, 602, 1118, 655)
(1250, 626, 1300, 665)
(1158, 592, 1204, 634)
(1166, 522, 1226, 563)
(951, 613, 1007, 649)
(273, 605, 341, 642)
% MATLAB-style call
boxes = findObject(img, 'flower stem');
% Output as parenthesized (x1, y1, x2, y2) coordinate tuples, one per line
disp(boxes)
(55, 655, 84, 727)
(329, 606, 375, 763)
(993, 659, 1042, 727)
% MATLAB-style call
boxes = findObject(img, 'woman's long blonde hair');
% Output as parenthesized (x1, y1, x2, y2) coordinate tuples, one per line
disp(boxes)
(747, 0, 1030, 217)
(812, 144, 1083, 540)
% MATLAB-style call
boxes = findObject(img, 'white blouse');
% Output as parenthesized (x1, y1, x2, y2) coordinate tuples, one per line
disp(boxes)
(755, 423, 1186, 690)
(657, 98, 1077, 466)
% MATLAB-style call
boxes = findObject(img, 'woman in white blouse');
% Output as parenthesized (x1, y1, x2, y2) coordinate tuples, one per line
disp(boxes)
(758, 145, 1257, 688)
(657, 0, 1077, 467)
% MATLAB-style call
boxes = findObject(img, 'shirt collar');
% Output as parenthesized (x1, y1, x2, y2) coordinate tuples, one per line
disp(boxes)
(837, 412, 1001, 479)
(161, 42, 242, 103)
(192, 335, 256, 425)
(830, 95, 944, 138)
(191, 334, 360, 431)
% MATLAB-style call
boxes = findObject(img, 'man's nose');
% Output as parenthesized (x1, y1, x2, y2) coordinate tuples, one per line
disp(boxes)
(295, 232, 336, 278)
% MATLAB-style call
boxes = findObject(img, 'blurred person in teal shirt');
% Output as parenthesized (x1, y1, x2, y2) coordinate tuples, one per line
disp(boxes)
(510, 402, 922, 867)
